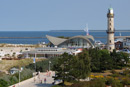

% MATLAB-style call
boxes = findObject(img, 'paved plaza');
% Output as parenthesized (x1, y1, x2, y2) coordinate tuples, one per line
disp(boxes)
(10, 71, 57, 87)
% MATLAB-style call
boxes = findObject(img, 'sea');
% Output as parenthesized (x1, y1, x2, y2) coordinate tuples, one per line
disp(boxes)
(0, 30, 129, 44)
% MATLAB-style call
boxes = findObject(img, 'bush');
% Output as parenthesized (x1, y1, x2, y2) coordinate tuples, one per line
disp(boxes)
(26, 58, 58, 72)
(0, 79, 8, 87)
(111, 73, 120, 77)
(70, 78, 105, 87)
(0, 68, 33, 86)
(123, 69, 130, 76)
(106, 77, 123, 87)
(111, 69, 117, 74)
(52, 85, 63, 87)
(14, 68, 33, 81)
(9, 76, 18, 85)
(122, 78, 130, 85)
(0, 75, 11, 85)
(111, 79, 123, 87)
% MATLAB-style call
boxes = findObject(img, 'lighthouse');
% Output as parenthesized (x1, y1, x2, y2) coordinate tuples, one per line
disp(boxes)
(106, 8, 115, 52)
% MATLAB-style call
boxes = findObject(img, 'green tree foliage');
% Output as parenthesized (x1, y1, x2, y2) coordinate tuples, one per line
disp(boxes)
(89, 48, 129, 72)
(111, 50, 122, 69)
(53, 53, 75, 83)
(76, 49, 91, 79)
(89, 48, 102, 72)
(89, 48, 113, 71)
(0, 79, 8, 87)
(52, 51, 91, 83)
(100, 49, 113, 70)
(110, 50, 129, 69)
(52, 48, 130, 84)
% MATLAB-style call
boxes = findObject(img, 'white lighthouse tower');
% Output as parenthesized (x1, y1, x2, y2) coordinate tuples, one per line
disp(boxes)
(106, 8, 115, 52)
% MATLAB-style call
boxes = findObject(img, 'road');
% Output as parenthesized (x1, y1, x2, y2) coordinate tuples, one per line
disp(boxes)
(10, 71, 57, 87)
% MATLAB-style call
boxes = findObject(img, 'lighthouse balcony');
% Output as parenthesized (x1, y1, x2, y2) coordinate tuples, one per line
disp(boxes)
(106, 30, 115, 33)
(107, 14, 114, 18)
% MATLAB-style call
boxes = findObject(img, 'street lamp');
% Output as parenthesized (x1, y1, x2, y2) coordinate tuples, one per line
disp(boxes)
(34, 53, 37, 72)
(33, 58, 36, 72)
(18, 67, 22, 87)
(49, 61, 51, 71)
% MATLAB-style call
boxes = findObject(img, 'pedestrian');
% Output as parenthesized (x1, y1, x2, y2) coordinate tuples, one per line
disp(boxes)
(38, 73, 40, 79)
(34, 77, 36, 83)
(41, 80, 42, 84)
(49, 71, 51, 76)
(44, 78, 46, 84)
(52, 80, 55, 85)
(46, 70, 48, 76)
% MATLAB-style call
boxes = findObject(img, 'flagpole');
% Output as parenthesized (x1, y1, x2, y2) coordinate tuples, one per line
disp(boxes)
(84, 23, 89, 36)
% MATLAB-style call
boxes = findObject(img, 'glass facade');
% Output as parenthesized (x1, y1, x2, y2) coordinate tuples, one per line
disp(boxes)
(58, 38, 92, 48)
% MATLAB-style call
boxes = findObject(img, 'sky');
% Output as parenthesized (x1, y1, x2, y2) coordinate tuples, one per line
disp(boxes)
(0, 0, 130, 31)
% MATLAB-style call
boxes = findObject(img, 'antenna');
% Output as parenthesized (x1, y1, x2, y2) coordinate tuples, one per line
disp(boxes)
(110, 4, 111, 8)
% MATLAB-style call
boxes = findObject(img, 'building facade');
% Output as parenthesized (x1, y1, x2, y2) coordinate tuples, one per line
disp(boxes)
(46, 35, 95, 48)
(106, 8, 115, 52)
(22, 35, 95, 58)
(123, 37, 130, 49)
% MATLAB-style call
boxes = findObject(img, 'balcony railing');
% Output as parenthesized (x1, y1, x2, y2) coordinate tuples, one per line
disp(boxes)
(106, 30, 115, 33)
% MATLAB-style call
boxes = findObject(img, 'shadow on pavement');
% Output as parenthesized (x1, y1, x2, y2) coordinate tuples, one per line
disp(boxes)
(35, 83, 53, 87)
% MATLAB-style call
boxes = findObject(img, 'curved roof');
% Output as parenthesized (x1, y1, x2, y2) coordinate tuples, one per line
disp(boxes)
(46, 35, 67, 46)
(59, 35, 95, 47)
(46, 35, 95, 47)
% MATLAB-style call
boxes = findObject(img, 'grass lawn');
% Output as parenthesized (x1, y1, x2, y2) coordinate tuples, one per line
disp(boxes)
(0, 58, 45, 71)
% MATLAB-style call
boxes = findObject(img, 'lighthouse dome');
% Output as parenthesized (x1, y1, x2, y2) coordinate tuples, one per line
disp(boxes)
(108, 8, 114, 14)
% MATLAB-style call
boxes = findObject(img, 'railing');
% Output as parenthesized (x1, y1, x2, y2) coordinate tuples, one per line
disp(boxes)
(106, 30, 115, 33)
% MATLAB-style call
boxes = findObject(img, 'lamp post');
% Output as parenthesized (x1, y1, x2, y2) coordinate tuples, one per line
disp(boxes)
(19, 70, 20, 87)
(18, 67, 22, 87)
(34, 53, 37, 72)
(49, 61, 51, 71)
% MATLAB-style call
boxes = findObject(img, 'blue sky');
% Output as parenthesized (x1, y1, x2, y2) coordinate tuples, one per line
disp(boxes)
(0, 0, 130, 31)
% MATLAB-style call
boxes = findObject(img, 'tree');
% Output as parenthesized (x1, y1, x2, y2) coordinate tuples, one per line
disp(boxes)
(89, 48, 102, 72)
(119, 52, 129, 66)
(100, 49, 113, 70)
(76, 49, 91, 79)
(110, 49, 121, 68)
(89, 48, 113, 72)
(53, 53, 73, 83)
(111, 50, 129, 69)
(53, 50, 91, 83)
(12, 52, 16, 58)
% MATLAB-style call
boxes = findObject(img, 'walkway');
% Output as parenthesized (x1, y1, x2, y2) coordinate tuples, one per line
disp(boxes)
(10, 71, 56, 87)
